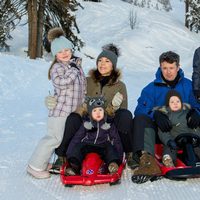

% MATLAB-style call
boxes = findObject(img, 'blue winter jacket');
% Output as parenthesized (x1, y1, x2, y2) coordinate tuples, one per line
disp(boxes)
(134, 67, 200, 118)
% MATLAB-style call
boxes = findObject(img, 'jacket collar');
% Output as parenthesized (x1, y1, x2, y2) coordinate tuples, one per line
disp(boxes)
(154, 67, 184, 85)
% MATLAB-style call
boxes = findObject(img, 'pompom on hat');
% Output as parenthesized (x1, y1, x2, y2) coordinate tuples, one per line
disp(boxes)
(96, 43, 120, 69)
(47, 27, 73, 56)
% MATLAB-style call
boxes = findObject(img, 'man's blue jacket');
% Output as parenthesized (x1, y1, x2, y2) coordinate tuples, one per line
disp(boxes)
(134, 67, 200, 118)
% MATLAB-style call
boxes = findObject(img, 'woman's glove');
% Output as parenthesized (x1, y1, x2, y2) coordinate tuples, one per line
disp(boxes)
(112, 92, 123, 109)
(45, 95, 57, 110)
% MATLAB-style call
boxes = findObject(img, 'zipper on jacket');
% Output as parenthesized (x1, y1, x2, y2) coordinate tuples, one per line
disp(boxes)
(81, 133, 88, 142)
(94, 122, 100, 144)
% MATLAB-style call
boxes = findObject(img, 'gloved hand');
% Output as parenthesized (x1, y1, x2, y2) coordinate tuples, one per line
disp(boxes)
(70, 62, 79, 70)
(186, 109, 200, 129)
(167, 139, 178, 150)
(194, 90, 200, 102)
(112, 92, 123, 109)
(153, 110, 172, 132)
(45, 95, 57, 110)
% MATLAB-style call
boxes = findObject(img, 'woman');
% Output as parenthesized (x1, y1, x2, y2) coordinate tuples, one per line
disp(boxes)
(47, 44, 133, 172)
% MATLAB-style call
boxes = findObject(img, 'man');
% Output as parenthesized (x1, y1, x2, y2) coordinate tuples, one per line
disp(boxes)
(131, 51, 200, 183)
(192, 46, 200, 101)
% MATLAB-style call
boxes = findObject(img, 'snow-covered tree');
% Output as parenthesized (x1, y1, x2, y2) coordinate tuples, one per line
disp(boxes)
(186, 0, 200, 33)
(27, 0, 84, 59)
(0, 0, 25, 51)
(158, 0, 172, 11)
(0, 0, 84, 58)
(121, 0, 172, 11)
(83, 0, 101, 2)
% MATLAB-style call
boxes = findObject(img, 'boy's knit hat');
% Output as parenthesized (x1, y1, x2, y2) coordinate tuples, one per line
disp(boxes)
(84, 96, 111, 130)
(165, 90, 183, 106)
(47, 27, 73, 56)
(86, 96, 106, 116)
(96, 43, 120, 69)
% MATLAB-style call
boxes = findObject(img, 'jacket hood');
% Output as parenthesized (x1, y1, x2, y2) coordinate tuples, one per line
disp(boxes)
(153, 103, 191, 114)
(83, 118, 111, 130)
(88, 68, 121, 85)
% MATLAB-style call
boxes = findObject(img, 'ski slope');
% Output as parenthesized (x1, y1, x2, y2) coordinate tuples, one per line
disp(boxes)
(1, 0, 200, 199)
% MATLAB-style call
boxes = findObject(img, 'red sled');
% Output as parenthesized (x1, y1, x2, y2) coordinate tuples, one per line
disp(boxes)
(60, 152, 126, 187)
(132, 133, 200, 184)
(155, 133, 200, 180)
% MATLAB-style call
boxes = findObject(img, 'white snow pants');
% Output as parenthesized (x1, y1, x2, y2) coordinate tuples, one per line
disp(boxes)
(28, 117, 67, 171)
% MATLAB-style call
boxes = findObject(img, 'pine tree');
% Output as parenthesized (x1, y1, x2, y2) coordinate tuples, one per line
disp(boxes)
(186, 0, 200, 33)
(158, 0, 172, 11)
(0, 0, 26, 51)
(43, 0, 84, 55)
(0, 0, 84, 58)
(27, 0, 84, 58)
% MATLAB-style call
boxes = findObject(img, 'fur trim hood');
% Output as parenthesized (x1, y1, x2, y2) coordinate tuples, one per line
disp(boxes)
(88, 68, 121, 85)
(153, 103, 191, 114)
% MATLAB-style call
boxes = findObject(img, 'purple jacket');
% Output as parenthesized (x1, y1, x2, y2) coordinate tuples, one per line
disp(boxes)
(66, 120, 123, 160)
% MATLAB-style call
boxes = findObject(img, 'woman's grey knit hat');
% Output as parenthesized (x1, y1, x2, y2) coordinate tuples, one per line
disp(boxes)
(96, 43, 120, 69)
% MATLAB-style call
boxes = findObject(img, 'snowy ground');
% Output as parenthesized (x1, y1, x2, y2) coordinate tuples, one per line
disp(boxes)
(1, 0, 200, 199)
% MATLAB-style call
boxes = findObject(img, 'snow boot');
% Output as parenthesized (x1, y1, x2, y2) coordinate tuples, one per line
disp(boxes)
(132, 152, 161, 184)
(162, 154, 174, 167)
(126, 152, 139, 169)
(64, 167, 76, 176)
(49, 156, 67, 174)
(27, 165, 50, 179)
(108, 162, 119, 174)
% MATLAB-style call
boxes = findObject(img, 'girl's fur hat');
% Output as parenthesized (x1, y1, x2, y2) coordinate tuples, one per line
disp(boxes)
(47, 27, 73, 56)
(96, 43, 120, 69)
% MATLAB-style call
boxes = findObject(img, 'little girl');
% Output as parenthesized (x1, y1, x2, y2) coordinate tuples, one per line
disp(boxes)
(27, 27, 86, 178)
(65, 96, 123, 175)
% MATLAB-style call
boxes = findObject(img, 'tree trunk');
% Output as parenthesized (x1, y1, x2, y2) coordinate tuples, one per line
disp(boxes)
(185, 0, 189, 28)
(28, 0, 38, 59)
(36, 0, 46, 57)
(27, 1, 32, 57)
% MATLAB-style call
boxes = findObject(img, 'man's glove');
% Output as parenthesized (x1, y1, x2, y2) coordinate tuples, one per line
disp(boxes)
(167, 139, 178, 150)
(186, 109, 200, 129)
(153, 110, 172, 132)
(112, 92, 123, 109)
(45, 95, 57, 110)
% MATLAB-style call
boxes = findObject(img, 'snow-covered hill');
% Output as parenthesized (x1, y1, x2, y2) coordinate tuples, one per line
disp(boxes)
(1, 0, 200, 199)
